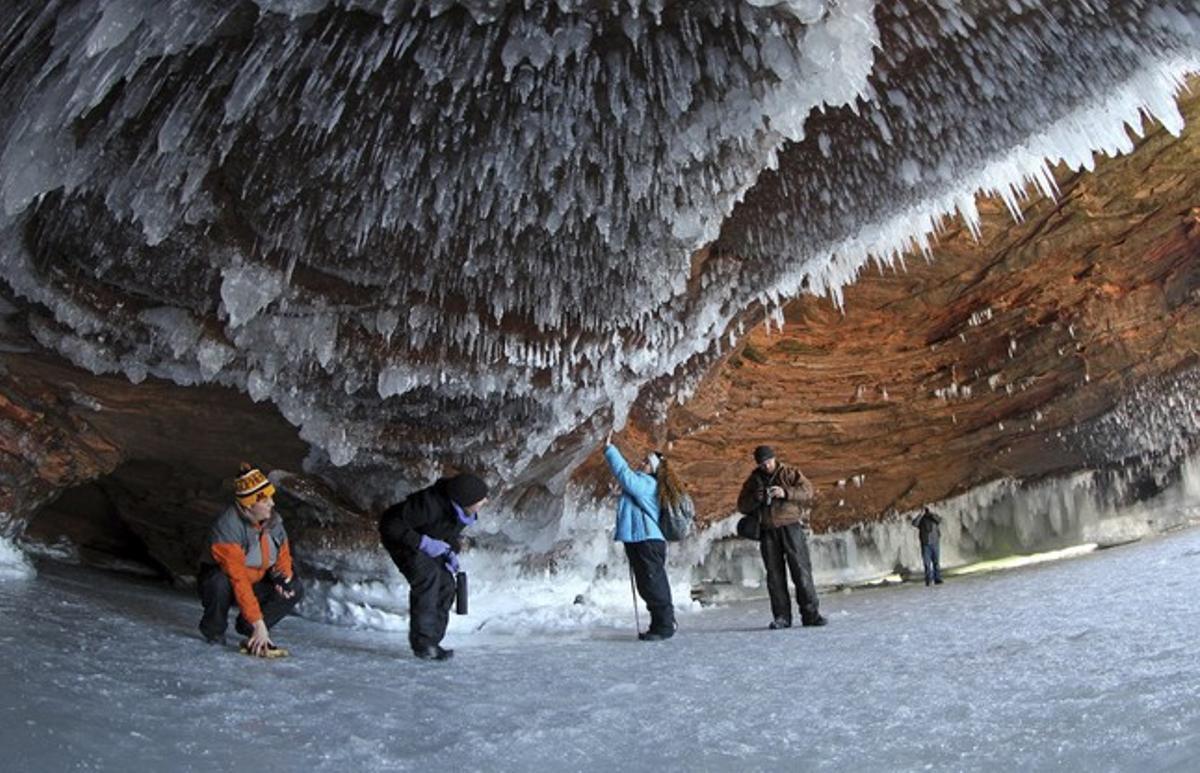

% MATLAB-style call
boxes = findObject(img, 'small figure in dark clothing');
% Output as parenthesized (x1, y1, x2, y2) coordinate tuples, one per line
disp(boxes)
(736, 445, 826, 630)
(379, 473, 489, 661)
(912, 507, 943, 586)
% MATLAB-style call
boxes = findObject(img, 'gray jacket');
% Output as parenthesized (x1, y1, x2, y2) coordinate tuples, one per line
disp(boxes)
(202, 505, 289, 570)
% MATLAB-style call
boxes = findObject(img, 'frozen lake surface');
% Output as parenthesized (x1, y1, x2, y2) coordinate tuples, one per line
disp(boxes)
(4, 527, 1200, 772)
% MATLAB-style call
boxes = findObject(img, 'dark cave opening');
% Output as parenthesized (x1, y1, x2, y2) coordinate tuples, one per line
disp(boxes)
(21, 458, 231, 582)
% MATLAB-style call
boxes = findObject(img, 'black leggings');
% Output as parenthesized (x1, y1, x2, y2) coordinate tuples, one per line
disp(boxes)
(624, 540, 675, 635)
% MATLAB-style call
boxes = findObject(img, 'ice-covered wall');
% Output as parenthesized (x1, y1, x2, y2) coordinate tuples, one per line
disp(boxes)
(0, 0, 1198, 510)
(691, 451, 1200, 606)
(697, 366, 1200, 593)
(294, 449, 1200, 633)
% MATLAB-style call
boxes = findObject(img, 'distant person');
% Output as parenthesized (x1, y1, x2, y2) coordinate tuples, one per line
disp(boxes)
(737, 445, 826, 629)
(912, 507, 943, 586)
(198, 463, 302, 655)
(604, 430, 676, 641)
(379, 473, 489, 661)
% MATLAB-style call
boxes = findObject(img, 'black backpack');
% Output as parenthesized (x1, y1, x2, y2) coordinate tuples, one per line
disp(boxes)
(735, 513, 760, 541)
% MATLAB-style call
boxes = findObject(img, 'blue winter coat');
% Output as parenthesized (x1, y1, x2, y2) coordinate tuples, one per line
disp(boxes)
(605, 445, 664, 543)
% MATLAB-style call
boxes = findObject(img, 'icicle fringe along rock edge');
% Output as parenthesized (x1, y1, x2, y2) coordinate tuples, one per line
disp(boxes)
(8, 58, 1199, 483)
(0, 4, 1194, 484)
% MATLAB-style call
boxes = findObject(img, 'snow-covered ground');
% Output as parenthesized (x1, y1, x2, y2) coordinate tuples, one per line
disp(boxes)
(4, 526, 1200, 772)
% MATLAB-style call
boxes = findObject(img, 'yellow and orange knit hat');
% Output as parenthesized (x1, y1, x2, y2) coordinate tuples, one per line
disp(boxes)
(234, 462, 276, 506)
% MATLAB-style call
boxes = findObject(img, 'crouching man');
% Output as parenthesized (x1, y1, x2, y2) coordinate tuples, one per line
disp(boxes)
(197, 463, 302, 655)
(378, 473, 489, 661)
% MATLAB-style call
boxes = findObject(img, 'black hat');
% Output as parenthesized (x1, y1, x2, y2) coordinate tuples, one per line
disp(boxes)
(444, 473, 489, 508)
(753, 445, 776, 464)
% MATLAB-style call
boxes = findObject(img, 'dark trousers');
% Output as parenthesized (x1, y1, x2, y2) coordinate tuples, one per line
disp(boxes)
(760, 522, 820, 624)
(922, 542, 942, 584)
(385, 544, 456, 651)
(197, 564, 302, 640)
(624, 540, 675, 635)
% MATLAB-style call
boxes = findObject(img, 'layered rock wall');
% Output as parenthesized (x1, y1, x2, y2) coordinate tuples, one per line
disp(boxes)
(642, 88, 1200, 533)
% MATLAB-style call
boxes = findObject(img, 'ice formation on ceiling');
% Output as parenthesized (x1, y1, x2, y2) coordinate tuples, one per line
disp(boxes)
(0, 0, 1197, 498)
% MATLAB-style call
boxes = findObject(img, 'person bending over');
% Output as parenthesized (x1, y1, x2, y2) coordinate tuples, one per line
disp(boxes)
(379, 473, 489, 661)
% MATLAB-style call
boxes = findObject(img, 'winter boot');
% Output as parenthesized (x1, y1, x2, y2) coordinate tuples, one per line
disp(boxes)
(768, 618, 792, 630)
(639, 620, 677, 640)
(414, 645, 454, 661)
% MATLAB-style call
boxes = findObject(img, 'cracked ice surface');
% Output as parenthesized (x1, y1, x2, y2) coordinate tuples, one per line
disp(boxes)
(0, 1, 1198, 497)
(5, 524, 1200, 770)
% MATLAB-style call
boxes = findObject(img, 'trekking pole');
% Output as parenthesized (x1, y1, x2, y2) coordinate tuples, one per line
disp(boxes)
(628, 562, 641, 636)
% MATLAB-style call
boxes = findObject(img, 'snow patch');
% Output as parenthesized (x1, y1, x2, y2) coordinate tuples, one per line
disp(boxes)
(0, 535, 35, 580)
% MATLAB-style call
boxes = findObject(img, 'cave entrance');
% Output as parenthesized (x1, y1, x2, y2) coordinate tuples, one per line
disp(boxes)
(22, 459, 227, 581)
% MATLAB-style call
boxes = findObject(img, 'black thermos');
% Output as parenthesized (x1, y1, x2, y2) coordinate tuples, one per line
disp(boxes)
(455, 571, 468, 615)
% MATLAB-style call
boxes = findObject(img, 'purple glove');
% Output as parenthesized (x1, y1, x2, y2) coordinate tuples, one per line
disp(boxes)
(444, 551, 460, 574)
(418, 535, 451, 558)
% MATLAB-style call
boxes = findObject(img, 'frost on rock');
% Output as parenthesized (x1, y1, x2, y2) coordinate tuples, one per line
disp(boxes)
(0, 535, 35, 580)
(0, 0, 1197, 498)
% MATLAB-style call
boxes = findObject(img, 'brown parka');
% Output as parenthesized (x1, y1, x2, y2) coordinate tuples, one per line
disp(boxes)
(736, 462, 816, 530)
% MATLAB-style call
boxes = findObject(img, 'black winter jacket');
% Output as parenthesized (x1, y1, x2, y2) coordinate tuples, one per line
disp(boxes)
(379, 479, 467, 552)
(912, 510, 942, 546)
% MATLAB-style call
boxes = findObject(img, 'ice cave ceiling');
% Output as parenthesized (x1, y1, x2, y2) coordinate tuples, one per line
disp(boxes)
(2, 0, 1200, 566)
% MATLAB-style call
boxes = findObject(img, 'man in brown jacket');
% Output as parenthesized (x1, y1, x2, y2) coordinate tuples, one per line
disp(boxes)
(737, 445, 826, 629)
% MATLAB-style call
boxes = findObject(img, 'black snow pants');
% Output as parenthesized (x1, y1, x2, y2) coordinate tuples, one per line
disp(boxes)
(624, 540, 675, 636)
(759, 522, 821, 624)
(197, 564, 302, 640)
(385, 545, 456, 652)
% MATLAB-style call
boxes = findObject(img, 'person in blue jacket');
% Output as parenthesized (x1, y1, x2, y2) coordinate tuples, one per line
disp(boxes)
(604, 429, 676, 641)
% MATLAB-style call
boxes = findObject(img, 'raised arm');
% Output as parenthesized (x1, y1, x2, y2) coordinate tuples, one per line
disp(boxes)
(604, 444, 654, 502)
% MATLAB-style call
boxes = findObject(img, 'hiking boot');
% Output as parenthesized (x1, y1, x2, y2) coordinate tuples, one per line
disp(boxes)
(768, 618, 792, 630)
(414, 645, 454, 661)
(802, 614, 828, 627)
(639, 628, 675, 641)
(934, 579, 944, 585)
